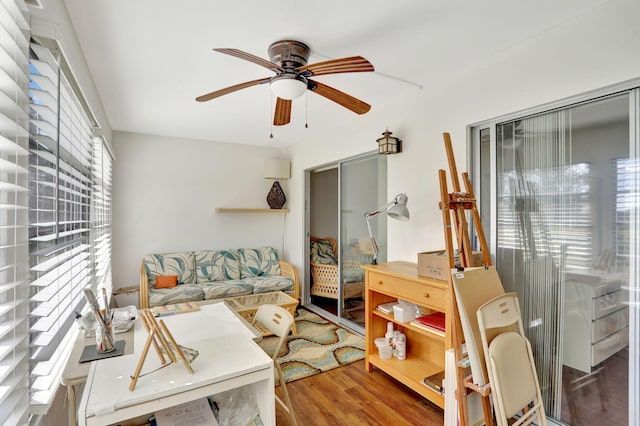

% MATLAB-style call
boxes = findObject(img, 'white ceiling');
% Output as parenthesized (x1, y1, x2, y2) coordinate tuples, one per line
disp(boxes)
(62, 0, 611, 147)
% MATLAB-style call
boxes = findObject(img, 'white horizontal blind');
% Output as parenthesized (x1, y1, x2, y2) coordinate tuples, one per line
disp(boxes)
(0, 0, 30, 424)
(28, 41, 93, 408)
(614, 157, 637, 260)
(496, 118, 593, 270)
(92, 137, 112, 299)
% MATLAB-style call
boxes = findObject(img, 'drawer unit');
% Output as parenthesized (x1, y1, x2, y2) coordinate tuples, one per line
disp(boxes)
(362, 261, 450, 409)
(563, 272, 629, 373)
(592, 326, 629, 366)
(368, 272, 446, 311)
(592, 307, 629, 343)
(592, 289, 625, 320)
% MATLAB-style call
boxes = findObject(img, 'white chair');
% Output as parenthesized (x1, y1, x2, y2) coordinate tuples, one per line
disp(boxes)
(253, 304, 297, 426)
(477, 293, 547, 426)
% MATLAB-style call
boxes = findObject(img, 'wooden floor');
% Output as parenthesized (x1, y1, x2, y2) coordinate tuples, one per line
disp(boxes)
(275, 359, 444, 425)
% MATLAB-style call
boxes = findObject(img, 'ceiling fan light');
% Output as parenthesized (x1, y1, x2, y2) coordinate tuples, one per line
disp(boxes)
(270, 75, 307, 100)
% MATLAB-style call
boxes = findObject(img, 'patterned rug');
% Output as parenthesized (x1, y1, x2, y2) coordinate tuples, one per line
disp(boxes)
(258, 309, 365, 383)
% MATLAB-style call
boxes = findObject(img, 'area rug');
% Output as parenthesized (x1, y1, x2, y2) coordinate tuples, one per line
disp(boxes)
(258, 309, 365, 383)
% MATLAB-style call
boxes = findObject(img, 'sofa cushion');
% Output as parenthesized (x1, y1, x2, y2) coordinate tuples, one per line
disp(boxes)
(195, 250, 241, 283)
(144, 252, 197, 288)
(246, 276, 294, 295)
(310, 240, 337, 265)
(239, 247, 281, 278)
(148, 284, 204, 307)
(200, 280, 254, 299)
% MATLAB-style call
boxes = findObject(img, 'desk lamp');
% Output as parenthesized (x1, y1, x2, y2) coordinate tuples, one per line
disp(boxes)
(365, 193, 409, 264)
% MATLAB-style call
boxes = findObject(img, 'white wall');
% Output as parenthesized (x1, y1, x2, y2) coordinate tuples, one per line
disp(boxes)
(310, 168, 338, 240)
(283, 0, 640, 274)
(111, 131, 287, 287)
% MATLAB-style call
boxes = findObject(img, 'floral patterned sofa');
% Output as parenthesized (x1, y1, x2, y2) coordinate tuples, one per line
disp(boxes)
(139, 246, 299, 309)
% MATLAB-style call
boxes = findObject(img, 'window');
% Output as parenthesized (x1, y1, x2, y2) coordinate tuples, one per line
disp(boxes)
(613, 157, 637, 262)
(0, 1, 30, 423)
(28, 39, 107, 410)
(496, 120, 593, 270)
(92, 137, 113, 299)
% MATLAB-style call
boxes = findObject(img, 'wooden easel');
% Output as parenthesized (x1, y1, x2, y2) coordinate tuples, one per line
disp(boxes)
(129, 310, 195, 391)
(438, 132, 493, 425)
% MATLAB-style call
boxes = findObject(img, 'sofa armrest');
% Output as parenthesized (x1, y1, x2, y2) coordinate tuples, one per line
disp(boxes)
(139, 261, 151, 309)
(279, 260, 300, 301)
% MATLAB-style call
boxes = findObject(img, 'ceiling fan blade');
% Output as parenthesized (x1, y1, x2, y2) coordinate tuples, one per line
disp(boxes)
(309, 80, 371, 115)
(214, 48, 284, 73)
(195, 77, 271, 102)
(298, 56, 374, 76)
(273, 98, 292, 126)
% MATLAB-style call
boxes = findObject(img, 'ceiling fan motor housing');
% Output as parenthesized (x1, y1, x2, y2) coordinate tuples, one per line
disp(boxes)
(268, 40, 310, 69)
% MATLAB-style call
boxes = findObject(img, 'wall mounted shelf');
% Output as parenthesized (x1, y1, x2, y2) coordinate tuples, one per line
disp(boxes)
(215, 208, 289, 214)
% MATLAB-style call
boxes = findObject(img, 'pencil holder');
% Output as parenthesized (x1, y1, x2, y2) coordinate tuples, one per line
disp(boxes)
(96, 320, 115, 353)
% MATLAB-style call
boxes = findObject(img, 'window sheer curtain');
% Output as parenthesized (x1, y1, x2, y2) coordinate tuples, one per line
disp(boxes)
(496, 112, 573, 414)
(0, 0, 30, 423)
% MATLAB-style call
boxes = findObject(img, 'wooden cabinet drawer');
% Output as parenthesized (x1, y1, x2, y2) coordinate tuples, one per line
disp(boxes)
(368, 272, 445, 310)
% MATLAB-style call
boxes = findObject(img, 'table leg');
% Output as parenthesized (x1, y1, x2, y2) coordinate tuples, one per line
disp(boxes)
(67, 384, 77, 426)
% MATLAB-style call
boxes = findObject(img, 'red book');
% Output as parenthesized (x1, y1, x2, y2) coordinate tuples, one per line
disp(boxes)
(413, 312, 445, 332)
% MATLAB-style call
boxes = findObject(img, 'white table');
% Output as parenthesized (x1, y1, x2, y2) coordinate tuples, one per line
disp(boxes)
(77, 302, 274, 425)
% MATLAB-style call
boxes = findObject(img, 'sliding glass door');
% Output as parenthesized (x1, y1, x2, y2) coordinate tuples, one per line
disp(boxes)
(471, 90, 638, 425)
(339, 155, 386, 330)
(307, 154, 385, 332)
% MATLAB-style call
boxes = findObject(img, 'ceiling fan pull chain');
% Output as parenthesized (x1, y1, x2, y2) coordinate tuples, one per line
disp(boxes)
(305, 91, 309, 129)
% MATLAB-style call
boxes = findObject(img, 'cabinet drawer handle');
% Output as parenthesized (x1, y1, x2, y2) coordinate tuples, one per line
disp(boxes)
(424, 292, 430, 298)
(377, 280, 384, 285)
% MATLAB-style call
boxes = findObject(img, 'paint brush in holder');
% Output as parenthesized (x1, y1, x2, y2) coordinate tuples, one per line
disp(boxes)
(83, 288, 116, 353)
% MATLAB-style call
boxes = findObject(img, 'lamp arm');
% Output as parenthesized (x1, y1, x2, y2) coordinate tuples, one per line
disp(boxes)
(364, 199, 395, 221)
(365, 214, 380, 264)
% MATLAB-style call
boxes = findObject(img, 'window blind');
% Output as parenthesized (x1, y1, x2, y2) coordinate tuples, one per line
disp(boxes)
(0, 0, 31, 424)
(92, 137, 112, 299)
(496, 119, 593, 270)
(28, 40, 93, 409)
(614, 157, 637, 260)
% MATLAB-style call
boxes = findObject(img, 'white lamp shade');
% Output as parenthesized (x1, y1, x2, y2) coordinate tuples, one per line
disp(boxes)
(388, 194, 409, 220)
(270, 75, 307, 100)
(263, 158, 290, 180)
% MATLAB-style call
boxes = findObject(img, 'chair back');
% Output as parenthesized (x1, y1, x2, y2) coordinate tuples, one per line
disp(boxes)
(254, 304, 294, 360)
(310, 236, 338, 265)
(477, 293, 547, 426)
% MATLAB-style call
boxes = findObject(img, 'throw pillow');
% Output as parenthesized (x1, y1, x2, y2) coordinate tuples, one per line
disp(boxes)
(311, 240, 338, 265)
(156, 275, 178, 289)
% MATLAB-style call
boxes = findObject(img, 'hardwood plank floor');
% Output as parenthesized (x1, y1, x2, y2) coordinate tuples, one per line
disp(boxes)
(275, 359, 445, 425)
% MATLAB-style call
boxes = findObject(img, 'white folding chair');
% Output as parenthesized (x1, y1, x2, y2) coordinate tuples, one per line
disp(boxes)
(253, 304, 297, 426)
(477, 293, 547, 426)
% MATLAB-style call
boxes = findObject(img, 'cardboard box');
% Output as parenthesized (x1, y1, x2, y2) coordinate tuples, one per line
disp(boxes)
(417, 250, 484, 280)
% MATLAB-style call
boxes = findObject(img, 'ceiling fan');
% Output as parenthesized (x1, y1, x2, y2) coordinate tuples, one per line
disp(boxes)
(195, 40, 375, 126)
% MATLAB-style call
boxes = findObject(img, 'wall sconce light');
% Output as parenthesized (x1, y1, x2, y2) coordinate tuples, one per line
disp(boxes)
(376, 129, 402, 155)
(263, 158, 291, 209)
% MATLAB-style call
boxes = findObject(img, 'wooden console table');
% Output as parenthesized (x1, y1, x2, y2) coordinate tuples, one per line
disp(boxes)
(362, 261, 451, 409)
